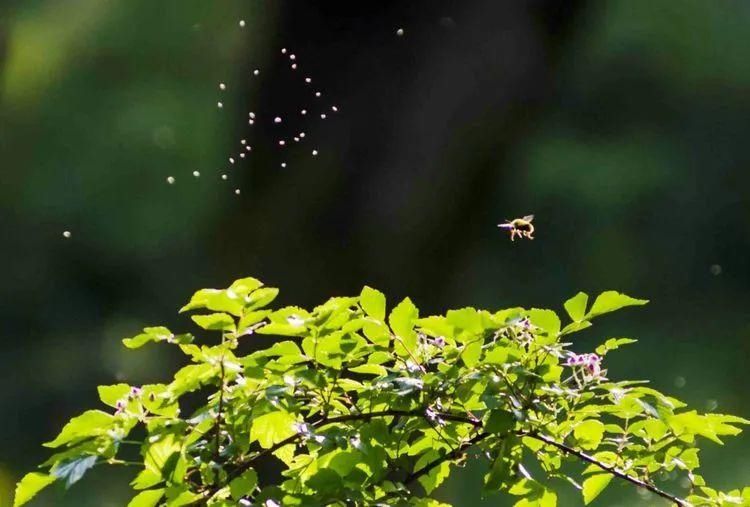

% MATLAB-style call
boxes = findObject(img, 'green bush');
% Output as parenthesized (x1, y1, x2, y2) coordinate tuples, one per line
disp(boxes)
(15, 277, 750, 506)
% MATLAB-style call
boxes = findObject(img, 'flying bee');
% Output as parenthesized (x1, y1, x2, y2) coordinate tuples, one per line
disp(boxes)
(498, 214, 535, 241)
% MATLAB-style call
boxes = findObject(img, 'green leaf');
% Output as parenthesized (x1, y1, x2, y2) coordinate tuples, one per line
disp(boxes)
(349, 364, 387, 376)
(360, 286, 386, 320)
(526, 309, 561, 336)
(179, 288, 245, 316)
(446, 307, 483, 334)
(389, 297, 419, 353)
(13, 473, 56, 507)
(574, 420, 605, 450)
(250, 411, 298, 449)
(229, 277, 263, 296)
(245, 287, 279, 310)
(122, 327, 191, 349)
(564, 292, 589, 322)
(51, 455, 97, 488)
(587, 291, 648, 318)
(415, 315, 455, 340)
(144, 434, 182, 480)
(229, 469, 258, 500)
(461, 340, 483, 368)
(485, 410, 515, 434)
(415, 450, 451, 494)
(44, 410, 115, 448)
(582, 473, 613, 504)
(97, 383, 130, 407)
(127, 489, 165, 507)
(191, 313, 236, 332)
(595, 337, 637, 356)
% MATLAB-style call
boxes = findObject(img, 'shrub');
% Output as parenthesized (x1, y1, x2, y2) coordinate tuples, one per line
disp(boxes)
(14, 277, 750, 506)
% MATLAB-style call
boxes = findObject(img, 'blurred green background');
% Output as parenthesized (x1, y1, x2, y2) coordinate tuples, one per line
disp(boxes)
(2, 0, 750, 505)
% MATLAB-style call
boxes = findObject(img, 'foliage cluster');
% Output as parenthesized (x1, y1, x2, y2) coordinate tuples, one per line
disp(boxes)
(14, 277, 750, 506)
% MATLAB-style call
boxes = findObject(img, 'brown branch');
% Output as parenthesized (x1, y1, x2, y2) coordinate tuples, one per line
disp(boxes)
(213, 409, 689, 507)
(521, 431, 689, 507)
(219, 409, 479, 487)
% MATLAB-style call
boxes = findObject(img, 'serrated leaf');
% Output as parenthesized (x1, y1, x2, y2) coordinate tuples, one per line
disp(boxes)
(595, 337, 637, 356)
(389, 297, 419, 353)
(97, 383, 130, 407)
(44, 410, 115, 448)
(144, 434, 181, 480)
(587, 291, 648, 318)
(360, 286, 386, 320)
(13, 473, 55, 507)
(51, 455, 97, 488)
(415, 315, 455, 340)
(582, 473, 613, 504)
(127, 489, 165, 507)
(526, 309, 561, 336)
(446, 307, 483, 335)
(245, 287, 279, 310)
(349, 364, 387, 376)
(230, 469, 258, 500)
(485, 410, 515, 434)
(229, 277, 263, 296)
(191, 313, 236, 332)
(123, 327, 189, 349)
(564, 292, 589, 322)
(415, 450, 451, 494)
(574, 420, 605, 450)
(250, 411, 298, 449)
(461, 340, 483, 368)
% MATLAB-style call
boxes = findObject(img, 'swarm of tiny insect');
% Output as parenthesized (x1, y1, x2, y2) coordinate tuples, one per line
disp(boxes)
(498, 214, 535, 241)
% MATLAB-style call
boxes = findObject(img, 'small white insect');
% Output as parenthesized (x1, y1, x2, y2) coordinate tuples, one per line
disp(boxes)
(274, 116, 282, 124)
(312, 149, 318, 156)
(253, 69, 260, 76)
(167, 176, 176, 184)
(239, 20, 246, 28)
(245, 145, 251, 151)
(293, 137, 300, 142)
(396, 28, 404, 36)
(315, 91, 321, 97)
(281, 48, 287, 54)
(192, 170, 200, 177)
(305, 77, 312, 84)
(279, 140, 286, 146)
(219, 83, 226, 90)
(249, 112, 256, 118)
(240, 153, 245, 158)
(281, 162, 287, 168)
(299, 132, 306, 138)
(241, 139, 247, 145)
(229, 157, 235, 164)
(217, 102, 224, 108)
(62, 231, 72, 239)
(331, 105, 338, 112)
(291, 63, 297, 70)
(301, 109, 307, 115)
(248, 119, 254, 125)
(235, 188, 241, 195)
(289, 54, 296, 61)
(320, 113, 327, 119)
(221, 174, 228, 180)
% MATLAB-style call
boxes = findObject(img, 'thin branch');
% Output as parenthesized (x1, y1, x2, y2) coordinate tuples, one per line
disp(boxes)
(214, 408, 690, 507)
(521, 431, 689, 507)
(214, 355, 226, 460)
(374, 432, 491, 504)
(220, 409, 479, 487)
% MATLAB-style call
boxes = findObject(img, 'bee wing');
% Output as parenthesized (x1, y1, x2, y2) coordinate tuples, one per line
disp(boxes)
(522, 214, 534, 222)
